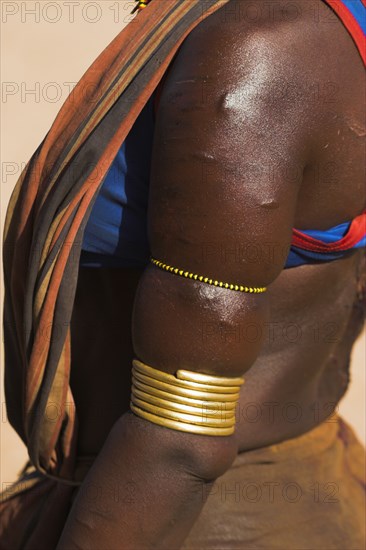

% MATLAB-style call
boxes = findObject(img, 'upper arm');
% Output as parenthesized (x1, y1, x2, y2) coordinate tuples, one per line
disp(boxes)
(133, 17, 311, 376)
(148, 17, 311, 287)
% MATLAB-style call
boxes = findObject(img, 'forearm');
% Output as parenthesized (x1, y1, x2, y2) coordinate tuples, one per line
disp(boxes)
(57, 411, 237, 550)
(58, 269, 268, 549)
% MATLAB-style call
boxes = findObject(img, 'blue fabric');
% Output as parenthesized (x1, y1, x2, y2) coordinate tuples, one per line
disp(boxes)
(286, 248, 351, 268)
(341, 0, 366, 35)
(80, 91, 156, 268)
(287, 250, 346, 269)
(296, 221, 351, 244)
(286, 222, 366, 267)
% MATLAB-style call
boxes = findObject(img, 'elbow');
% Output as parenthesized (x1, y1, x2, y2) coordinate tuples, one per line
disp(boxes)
(113, 410, 239, 483)
(173, 431, 239, 482)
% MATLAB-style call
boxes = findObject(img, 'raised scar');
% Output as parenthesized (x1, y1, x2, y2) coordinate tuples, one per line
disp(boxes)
(348, 122, 366, 138)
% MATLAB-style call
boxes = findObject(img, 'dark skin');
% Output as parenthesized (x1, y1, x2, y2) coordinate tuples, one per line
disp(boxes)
(58, 1, 365, 548)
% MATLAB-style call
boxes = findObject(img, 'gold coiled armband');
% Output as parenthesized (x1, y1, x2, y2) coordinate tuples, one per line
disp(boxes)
(130, 359, 244, 436)
(150, 257, 267, 294)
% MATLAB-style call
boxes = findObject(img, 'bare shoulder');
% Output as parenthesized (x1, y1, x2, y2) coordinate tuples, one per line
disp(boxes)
(159, 2, 305, 155)
(150, 2, 324, 284)
(161, 0, 363, 116)
(165, 1, 316, 81)
(157, 0, 332, 169)
(155, 0, 365, 226)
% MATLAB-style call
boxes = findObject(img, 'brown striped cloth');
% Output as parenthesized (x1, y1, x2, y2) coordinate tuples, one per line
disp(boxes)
(2, 0, 230, 516)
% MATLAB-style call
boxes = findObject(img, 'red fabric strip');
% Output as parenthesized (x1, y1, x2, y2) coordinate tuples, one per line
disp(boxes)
(292, 211, 366, 252)
(322, 0, 366, 64)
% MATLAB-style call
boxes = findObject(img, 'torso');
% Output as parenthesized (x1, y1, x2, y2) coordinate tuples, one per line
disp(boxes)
(70, 0, 365, 457)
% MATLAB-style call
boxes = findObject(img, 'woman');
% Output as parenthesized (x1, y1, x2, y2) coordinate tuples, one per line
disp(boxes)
(2, 0, 365, 548)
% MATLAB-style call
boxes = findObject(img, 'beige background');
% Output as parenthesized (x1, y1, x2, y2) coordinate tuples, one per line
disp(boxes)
(1, 1, 365, 488)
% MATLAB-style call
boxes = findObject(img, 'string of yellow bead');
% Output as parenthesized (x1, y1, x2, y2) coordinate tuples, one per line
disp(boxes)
(150, 257, 267, 294)
(131, 0, 150, 14)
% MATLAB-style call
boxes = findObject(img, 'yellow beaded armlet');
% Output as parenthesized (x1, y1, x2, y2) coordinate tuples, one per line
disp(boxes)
(150, 257, 267, 294)
(131, 0, 151, 14)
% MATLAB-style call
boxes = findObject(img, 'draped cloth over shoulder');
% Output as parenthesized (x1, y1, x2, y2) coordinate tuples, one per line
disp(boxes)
(2, 0, 231, 487)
